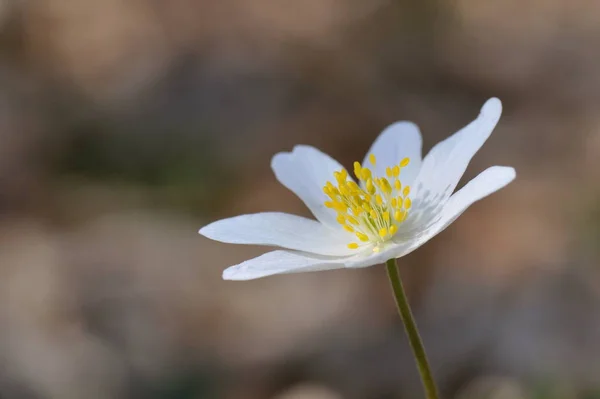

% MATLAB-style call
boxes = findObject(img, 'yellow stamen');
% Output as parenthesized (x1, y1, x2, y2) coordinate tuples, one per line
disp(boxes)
(394, 210, 404, 222)
(380, 178, 392, 195)
(323, 160, 412, 250)
(400, 157, 410, 167)
(361, 168, 371, 180)
(356, 232, 369, 242)
(369, 153, 377, 166)
(353, 162, 362, 178)
(366, 178, 376, 195)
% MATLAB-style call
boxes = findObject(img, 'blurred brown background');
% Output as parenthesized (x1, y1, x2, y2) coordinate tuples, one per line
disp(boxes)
(0, 0, 599, 398)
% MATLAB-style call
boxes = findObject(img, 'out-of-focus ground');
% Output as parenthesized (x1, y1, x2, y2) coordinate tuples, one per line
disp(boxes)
(0, 0, 599, 398)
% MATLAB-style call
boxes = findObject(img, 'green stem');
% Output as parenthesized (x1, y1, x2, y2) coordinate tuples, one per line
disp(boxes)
(385, 258, 439, 399)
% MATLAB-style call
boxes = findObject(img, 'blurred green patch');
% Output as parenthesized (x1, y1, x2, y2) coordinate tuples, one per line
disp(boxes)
(145, 368, 220, 399)
(50, 121, 234, 215)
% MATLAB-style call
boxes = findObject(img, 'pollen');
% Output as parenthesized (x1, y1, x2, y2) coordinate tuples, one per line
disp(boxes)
(369, 153, 377, 166)
(323, 156, 413, 252)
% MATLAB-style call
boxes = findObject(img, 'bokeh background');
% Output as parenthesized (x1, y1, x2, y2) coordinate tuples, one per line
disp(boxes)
(0, 0, 599, 398)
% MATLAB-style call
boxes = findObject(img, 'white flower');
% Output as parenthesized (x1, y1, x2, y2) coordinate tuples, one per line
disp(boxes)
(200, 98, 515, 280)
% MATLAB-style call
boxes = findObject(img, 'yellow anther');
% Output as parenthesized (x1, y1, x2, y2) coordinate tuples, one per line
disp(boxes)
(389, 225, 398, 236)
(386, 167, 392, 178)
(353, 162, 362, 178)
(334, 202, 346, 212)
(363, 203, 372, 212)
(403, 186, 411, 197)
(394, 210, 404, 222)
(383, 211, 390, 222)
(400, 157, 410, 167)
(347, 181, 359, 191)
(348, 243, 359, 249)
(369, 153, 377, 166)
(340, 168, 348, 180)
(347, 216, 358, 225)
(343, 225, 355, 233)
(379, 228, 388, 238)
(376, 195, 383, 206)
(404, 197, 412, 209)
(356, 232, 369, 242)
(361, 168, 372, 180)
(396, 210, 407, 222)
(380, 178, 392, 195)
(391, 198, 397, 207)
(325, 201, 334, 208)
(370, 210, 377, 219)
(395, 180, 401, 190)
(366, 178, 376, 195)
(334, 171, 344, 184)
(336, 215, 345, 224)
(392, 165, 400, 177)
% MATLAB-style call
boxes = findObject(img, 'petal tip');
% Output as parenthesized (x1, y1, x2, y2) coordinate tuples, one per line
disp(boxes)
(222, 265, 241, 280)
(503, 166, 517, 183)
(506, 166, 516, 178)
(492, 165, 516, 181)
(198, 223, 215, 238)
(270, 151, 289, 169)
(482, 97, 502, 119)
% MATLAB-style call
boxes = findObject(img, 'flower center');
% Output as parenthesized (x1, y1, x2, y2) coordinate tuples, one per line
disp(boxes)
(323, 154, 412, 252)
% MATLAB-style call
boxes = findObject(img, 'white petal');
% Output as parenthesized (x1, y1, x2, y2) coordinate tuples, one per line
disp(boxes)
(362, 122, 423, 185)
(344, 165, 515, 268)
(431, 165, 516, 231)
(413, 98, 502, 203)
(271, 145, 344, 228)
(199, 212, 355, 256)
(343, 239, 426, 268)
(222, 250, 345, 280)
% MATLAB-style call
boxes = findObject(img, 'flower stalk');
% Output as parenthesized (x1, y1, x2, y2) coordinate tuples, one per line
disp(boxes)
(385, 258, 439, 399)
